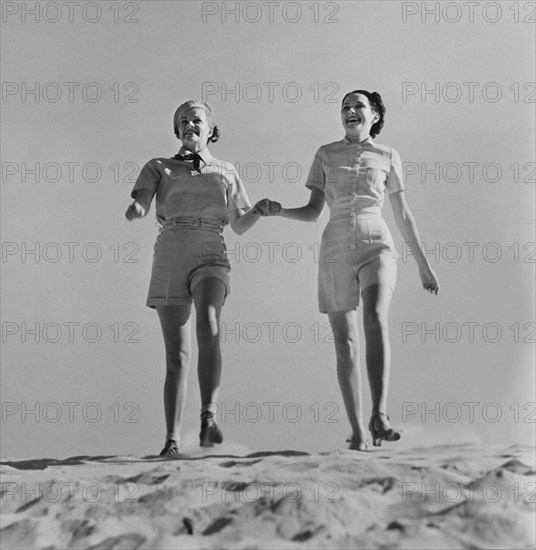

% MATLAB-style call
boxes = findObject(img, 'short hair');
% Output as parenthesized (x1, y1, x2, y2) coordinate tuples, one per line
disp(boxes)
(208, 125, 220, 143)
(341, 90, 385, 138)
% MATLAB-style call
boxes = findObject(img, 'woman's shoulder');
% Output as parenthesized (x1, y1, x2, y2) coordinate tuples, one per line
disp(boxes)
(311, 140, 341, 160)
(208, 156, 236, 169)
(319, 139, 344, 151)
(142, 156, 175, 168)
(206, 157, 240, 178)
(369, 141, 399, 156)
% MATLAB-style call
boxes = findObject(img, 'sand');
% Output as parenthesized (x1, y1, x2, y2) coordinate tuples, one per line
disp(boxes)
(1, 443, 534, 549)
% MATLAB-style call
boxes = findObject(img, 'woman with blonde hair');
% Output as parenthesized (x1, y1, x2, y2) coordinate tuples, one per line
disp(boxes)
(126, 99, 264, 455)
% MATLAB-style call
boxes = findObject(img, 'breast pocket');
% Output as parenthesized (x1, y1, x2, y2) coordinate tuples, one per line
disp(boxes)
(163, 166, 184, 179)
(168, 170, 183, 180)
(362, 164, 388, 197)
(366, 167, 379, 187)
(323, 162, 344, 185)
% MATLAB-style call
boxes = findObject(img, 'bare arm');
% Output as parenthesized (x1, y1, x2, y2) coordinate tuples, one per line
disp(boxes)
(228, 207, 261, 235)
(256, 188, 325, 222)
(280, 187, 325, 221)
(389, 190, 440, 294)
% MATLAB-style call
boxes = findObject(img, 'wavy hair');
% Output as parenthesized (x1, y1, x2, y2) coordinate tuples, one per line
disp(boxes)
(341, 90, 385, 138)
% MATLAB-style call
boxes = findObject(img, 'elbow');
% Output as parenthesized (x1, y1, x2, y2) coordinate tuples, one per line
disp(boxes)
(311, 207, 324, 222)
(306, 204, 323, 222)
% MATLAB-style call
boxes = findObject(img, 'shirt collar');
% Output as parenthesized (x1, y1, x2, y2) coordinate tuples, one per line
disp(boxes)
(342, 135, 374, 146)
(176, 146, 214, 163)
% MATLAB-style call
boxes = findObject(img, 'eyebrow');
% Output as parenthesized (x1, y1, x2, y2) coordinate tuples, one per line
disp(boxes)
(180, 116, 203, 122)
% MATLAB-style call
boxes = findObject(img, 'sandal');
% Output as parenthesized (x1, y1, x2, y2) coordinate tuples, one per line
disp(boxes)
(199, 411, 223, 447)
(159, 439, 180, 456)
(369, 412, 401, 447)
(346, 435, 368, 452)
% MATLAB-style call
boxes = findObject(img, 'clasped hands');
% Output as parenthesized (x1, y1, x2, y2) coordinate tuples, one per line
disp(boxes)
(253, 198, 282, 216)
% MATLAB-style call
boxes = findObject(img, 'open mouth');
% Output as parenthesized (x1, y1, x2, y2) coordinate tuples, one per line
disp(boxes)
(184, 130, 198, 137)
(346, 116, 361, 124)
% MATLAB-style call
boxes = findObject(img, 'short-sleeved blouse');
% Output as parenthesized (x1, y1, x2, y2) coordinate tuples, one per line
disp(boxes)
(305, 137, 404, 218)
(131, 148, 251, 226)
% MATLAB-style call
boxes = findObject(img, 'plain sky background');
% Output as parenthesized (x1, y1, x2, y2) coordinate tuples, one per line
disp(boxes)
(1, 1, 535, 459)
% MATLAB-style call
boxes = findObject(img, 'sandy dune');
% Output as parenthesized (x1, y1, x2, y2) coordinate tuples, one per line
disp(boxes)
(1, 444, 534, 549)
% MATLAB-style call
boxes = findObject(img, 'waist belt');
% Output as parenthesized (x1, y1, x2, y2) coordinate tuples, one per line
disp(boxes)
(161, 217, 225, 232)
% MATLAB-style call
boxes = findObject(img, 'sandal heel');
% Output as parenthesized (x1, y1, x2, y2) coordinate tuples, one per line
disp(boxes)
(369, 413, 400, 446)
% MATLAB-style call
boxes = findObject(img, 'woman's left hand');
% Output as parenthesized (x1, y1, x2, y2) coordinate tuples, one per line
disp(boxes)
(419, 265, 440, 295)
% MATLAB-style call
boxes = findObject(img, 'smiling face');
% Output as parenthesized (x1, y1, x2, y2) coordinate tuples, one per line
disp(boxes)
(178, 107, 214, 151)
(341, 93, 379, 140)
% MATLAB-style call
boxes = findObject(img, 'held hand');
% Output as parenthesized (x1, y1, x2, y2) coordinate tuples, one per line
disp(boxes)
(253, 199, 282, 217)
(125, 201, 146, 221)
(419, 265, 440, 295)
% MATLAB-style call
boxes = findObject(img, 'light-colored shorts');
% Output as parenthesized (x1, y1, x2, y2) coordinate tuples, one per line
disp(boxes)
(318, 214, 398, 313)
(146, 217, 230, 309)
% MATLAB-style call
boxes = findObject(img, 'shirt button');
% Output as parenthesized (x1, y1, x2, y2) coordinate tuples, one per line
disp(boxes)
(350, 244, 356, 249)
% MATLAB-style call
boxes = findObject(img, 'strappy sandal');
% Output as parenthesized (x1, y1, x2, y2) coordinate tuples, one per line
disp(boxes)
(346, 435, 368, 452)
(199, 411, 223, 448)
(369, 412, 401, 447)
(159, 438, 180, 456)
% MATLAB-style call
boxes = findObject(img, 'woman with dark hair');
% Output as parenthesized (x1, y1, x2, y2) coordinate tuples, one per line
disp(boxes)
(258, 90, 439, 451)
(126, 99, 264, 456)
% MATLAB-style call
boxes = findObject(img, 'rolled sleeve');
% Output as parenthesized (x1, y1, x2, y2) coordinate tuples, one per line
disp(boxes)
(131, 159, 160, 201)
(386, 148, 405, 194)
(305, 147, 326, 192)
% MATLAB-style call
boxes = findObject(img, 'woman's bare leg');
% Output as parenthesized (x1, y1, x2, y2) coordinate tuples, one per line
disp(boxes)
(193, 277, 227, 446)
(192, 278, 226, 410)
(361, 284, 393, 415)
(361, 283, 399, 442)
(156, 305, 192, 445)
(328, 309, 367, 444)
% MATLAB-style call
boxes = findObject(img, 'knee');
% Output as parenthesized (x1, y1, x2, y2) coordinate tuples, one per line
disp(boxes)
(165, 348, 190, 373)
(197, 320, 220, 347)
(333, 335, 358, 360)
(364, 308, 389, 334)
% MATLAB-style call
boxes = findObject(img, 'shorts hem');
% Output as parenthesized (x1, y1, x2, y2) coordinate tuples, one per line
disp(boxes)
(319, 304, 359, 314)
(146, 298, 193, 309)
(319, 281, 396, 313)
(190, 272, 231, 301)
